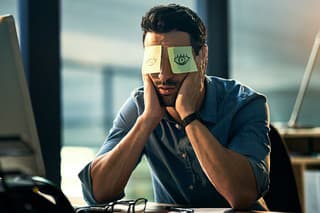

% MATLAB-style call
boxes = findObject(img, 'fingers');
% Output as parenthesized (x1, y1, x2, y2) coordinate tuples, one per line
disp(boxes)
(143, 75, 161, 108)
(143, 74, 151, 89)
(142, 73, 149, 84)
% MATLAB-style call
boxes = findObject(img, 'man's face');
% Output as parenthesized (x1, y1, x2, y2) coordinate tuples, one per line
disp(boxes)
(143, 31, 196, 106)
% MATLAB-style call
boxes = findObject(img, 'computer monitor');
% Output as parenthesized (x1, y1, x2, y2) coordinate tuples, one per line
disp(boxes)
(0, 14, 45, 176)
(287, 31, 320, 128)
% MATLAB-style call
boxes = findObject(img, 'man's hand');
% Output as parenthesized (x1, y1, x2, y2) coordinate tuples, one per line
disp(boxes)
(175, 72, 202, 119)
(142, 75, 165, 127)
(175, 45, 207, 119)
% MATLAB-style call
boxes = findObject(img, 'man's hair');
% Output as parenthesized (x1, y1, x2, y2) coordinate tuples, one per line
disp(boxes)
(141, 4, 207, 55)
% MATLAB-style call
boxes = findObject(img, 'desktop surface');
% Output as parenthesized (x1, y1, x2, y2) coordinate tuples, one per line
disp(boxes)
(74, 202, 287, 213)
(147, 202, 286, 213)
(273, 122, 320, 138)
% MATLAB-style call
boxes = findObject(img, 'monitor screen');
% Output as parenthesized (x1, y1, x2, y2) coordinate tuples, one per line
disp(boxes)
(0, 14, 45, 176)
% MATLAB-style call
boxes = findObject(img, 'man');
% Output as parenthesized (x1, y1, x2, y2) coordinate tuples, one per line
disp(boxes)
(79, 4, 270, 210)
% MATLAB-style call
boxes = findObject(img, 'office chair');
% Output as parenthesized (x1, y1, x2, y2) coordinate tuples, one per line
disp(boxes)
(263, 124, 302, 213)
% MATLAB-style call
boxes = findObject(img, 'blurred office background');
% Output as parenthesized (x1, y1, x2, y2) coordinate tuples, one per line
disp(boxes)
(1, 0, 319, 209)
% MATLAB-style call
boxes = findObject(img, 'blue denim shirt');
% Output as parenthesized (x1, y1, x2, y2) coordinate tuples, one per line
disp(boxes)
(78, 76, 270, 209)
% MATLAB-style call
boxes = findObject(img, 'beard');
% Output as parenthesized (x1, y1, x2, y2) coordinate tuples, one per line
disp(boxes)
(154, 79, 179, 107)
(157, 93, 177, 106)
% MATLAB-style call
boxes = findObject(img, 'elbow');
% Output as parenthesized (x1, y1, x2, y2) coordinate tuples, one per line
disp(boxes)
(227, 189, 258, 210)
(91, 168, 123, 203)
(92, 181, 123, 204)
(230, 200, 256, 211)
(90, 158, 120, 203)
(91, 178, 107, 203)
(92, 184, 108, 203)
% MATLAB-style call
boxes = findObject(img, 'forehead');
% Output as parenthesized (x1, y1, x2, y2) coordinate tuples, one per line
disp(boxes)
(144, 31, 191, 47)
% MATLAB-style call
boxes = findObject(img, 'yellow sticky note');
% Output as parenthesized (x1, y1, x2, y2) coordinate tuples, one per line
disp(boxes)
(168, 46, 198, 73)
(142, 45, 162, 74)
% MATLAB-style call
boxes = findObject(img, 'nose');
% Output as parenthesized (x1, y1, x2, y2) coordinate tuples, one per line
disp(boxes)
(158, 54, 173, 81)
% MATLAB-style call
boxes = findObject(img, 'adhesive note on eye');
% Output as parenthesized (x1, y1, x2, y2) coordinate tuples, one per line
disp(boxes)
(168, 46, 198, 73)
(142, 45, 162, 74)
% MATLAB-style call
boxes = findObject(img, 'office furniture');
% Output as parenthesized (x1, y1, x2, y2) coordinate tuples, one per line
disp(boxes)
(276, 126, 320, 213)
(263, 125, 301, 212)
(145, 202, 287, 213)
(0, 15, 45, 176)
(146, 208, 284, 213)
(277, 31, 320, 212)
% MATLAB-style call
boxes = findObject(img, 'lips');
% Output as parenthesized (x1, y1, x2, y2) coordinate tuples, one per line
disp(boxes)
(157, 86, 176, 95)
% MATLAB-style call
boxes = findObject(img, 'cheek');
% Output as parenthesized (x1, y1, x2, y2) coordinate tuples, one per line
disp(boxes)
(177, 74, 188, 86)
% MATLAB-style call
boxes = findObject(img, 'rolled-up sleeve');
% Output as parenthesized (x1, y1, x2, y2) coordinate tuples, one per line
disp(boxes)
(247, 157, 270, 197)
(228, 95, 271, 197)
(78, 162, 95, 204)
(78, 162, 125, 205)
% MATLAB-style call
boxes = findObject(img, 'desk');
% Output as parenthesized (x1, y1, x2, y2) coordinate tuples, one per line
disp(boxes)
(72, 201, 287, 213)
(277, 127, 320, 138)
(146, 209, 282, 213)
(145, 203, 284, 213)
(290, 157, 320, 213)
(275, 125, 320, 213)
(277, 126, 320, 154)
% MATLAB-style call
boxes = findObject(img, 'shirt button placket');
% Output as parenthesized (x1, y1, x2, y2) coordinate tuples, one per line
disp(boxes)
(181, 153, 187, 159)
(188, 185, 194, 190)
(175, 123, 181, 129)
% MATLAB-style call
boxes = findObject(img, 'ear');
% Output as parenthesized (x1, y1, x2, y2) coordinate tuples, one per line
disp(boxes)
(196, 44, 208, 75)
(195, 44, 208, 63)
(196, 45, 208, 91)
(199, 44, 208, 62)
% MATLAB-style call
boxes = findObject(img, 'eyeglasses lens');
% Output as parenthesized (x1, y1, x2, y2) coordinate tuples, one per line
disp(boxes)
(132, 198, 147, 212)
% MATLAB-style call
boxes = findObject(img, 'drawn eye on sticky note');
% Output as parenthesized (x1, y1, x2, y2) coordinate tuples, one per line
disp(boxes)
(142, 45, 162, 74)
(174, 54, 190, 65)
(168, 46, 198, 74)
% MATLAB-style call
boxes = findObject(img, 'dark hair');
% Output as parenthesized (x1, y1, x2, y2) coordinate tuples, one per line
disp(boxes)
(141, 4, 207, 55)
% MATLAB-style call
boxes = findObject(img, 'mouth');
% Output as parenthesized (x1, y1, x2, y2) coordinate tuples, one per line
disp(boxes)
(157, 86, 176, 96)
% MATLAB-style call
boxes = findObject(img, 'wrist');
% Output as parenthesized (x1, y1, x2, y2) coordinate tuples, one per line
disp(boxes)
(181, 112, 201, 128)
(138, 114, 161, 130)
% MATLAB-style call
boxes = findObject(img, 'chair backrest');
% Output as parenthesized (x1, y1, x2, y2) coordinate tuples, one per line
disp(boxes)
(263, 124, 302, 213)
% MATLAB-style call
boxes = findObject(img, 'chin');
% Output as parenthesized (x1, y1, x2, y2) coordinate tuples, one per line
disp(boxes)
(159, 95, 176, 107)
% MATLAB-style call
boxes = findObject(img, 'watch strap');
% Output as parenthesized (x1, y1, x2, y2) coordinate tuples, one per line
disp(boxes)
(181, 112, 201, 127)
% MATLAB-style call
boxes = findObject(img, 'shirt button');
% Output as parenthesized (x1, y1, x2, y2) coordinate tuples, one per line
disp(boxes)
(188, 185, 194, 190)
(181, 153, 187, 159)
(175, 123, 181, 129)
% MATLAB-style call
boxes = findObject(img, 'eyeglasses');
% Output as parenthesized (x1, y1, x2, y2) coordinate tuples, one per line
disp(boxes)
(75, 198, 148, 213)
(166, 207, 194, 213)
(105, 198, 147, 212)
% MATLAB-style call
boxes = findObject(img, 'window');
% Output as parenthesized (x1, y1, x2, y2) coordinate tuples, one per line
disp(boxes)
(0, 0, 18, 31)
(230, 0, 320, 126)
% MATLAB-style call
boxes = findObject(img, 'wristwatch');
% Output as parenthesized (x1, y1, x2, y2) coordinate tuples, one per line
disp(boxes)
(181, 112, 201, 127)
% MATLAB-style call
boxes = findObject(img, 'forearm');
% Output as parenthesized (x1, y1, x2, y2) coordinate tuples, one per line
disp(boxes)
(90, 115, 156, 203)
(185, 120, 258, 209)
